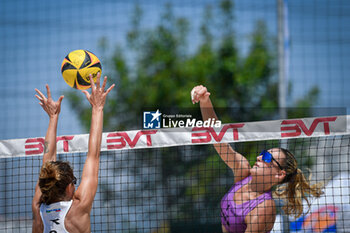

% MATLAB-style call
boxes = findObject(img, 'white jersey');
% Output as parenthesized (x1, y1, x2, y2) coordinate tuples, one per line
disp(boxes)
(40, 200, 73, 233)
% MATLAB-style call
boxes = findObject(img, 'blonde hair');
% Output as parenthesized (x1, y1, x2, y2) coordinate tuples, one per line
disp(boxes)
(273, 148, 324, 218)
(39, 161, 75, 205)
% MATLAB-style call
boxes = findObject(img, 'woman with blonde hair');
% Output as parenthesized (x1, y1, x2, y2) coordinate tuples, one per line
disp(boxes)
(191, 85, 324, 233)
(32, 73, 114, 233)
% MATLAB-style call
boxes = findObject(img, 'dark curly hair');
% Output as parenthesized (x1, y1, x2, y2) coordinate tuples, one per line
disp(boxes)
(39, 161, 75, 205)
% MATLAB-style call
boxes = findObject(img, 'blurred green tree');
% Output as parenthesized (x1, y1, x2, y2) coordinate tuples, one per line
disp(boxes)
(66, 0, 318, 231)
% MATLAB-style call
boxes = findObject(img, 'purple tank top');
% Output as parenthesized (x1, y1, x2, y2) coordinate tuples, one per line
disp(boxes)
(220, 176, 273, 233)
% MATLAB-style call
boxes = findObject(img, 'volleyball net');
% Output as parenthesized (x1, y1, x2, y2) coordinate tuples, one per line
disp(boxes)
(1, 115, 350, 232)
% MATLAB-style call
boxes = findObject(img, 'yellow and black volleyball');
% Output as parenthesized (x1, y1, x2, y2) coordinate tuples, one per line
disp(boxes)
(61, 50, 102, 90)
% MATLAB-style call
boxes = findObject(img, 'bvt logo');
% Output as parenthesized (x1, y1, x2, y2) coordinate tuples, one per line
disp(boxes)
(281, 116, 337, 137)
(143, 110, 162, 129)
(25, 136, 74, 155)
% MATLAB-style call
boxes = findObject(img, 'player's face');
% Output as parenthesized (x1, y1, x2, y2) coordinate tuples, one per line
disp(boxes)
(258, 149, 284, 170)
(252, 148, 285, 181)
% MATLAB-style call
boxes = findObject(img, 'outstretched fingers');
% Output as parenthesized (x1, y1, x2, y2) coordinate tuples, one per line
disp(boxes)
(90, 74, 96, 91)
(101, 76, 107, 91)
(93, 72, 101, 89)
(35, 88, 48, 108)
(97, 72, 102, 89)
(83, 74, 115, 107)
(35, 88, 46, 101)
(57, 95, 64, 106)
(35, 85, 64, 116)
(34, 94, 43, 102)
(105, 83, 115, 95)
(81, 90, 90, 100)
(35, 95, 45, 107)
(46, 84, 52, 100)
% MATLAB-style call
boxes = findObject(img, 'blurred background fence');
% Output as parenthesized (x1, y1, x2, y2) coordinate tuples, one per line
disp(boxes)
(0, 0, 349, 140)
(1, 0, 350, 232)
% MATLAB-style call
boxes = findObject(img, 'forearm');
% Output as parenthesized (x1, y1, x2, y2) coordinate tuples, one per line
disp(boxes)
(74, 108, 103, 209)
(200, 98, 231, 159)
(199, 97, 219, 121)
(200, 95, 250, 176)
(200, 97, 230, 148)
(88, 108, 104, 158)
(42, 115, 59, 164)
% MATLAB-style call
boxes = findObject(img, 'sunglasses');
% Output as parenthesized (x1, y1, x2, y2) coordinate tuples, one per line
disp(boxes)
(71, 177, 77, 185)
(260, 150, 283, 170)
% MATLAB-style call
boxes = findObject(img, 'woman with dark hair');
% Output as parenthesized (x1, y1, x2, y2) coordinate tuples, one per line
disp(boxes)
(191, 85, 324, 233)
(32, 73, 114, 233)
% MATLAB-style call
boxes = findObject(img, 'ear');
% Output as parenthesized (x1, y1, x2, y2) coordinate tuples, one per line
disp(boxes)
(276, 169, 286, 182)
(65, 183, 73, 194)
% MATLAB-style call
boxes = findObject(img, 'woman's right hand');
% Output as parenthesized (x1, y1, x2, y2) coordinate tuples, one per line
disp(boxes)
(191, 85, 211, 104)
(81, 73, 115, 111)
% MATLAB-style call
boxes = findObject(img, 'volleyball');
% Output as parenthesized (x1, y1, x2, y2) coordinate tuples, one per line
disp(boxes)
(61, 50, 102, 90)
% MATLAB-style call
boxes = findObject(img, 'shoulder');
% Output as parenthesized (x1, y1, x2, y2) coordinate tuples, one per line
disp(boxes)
(65, 200, 91, 232)
(67, 198, 89, 217)
(245, 199, 276, 232)
(233, 174, 252, 185)
(251, 199, 276, 218)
